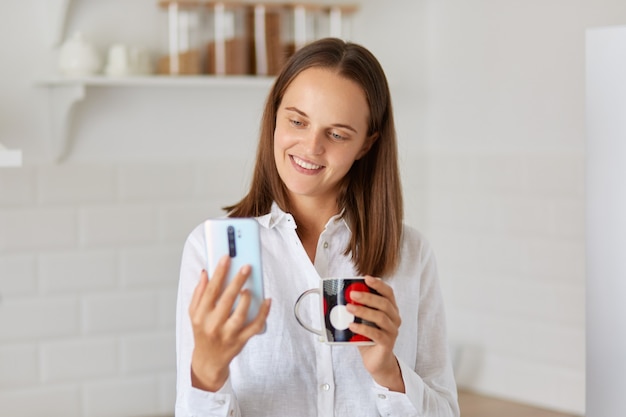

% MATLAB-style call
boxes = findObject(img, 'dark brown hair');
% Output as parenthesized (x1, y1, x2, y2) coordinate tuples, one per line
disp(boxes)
(225, 38, 403, 277)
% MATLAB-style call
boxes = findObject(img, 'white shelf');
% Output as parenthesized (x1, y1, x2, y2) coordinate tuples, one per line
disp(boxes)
(36, 75, 274, 161)
(0, 142, 23, 167)
(37, 75, 275, 88)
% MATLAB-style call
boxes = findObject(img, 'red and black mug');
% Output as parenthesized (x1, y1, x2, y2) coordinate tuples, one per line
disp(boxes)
(294, 277, 378, 345)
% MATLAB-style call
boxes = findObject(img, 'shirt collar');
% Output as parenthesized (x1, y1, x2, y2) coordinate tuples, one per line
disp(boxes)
(325, 208, 350, 234)
(256, 202, 296, 230)
(257, 202, 351, 233)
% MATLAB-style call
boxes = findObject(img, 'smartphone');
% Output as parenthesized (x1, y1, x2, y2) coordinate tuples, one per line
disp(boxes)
(204, 218, 265, 328)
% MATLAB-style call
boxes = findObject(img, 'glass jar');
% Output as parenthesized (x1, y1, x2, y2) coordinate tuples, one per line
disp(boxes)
(282, 4, 323, 55)
(204, 2, 251, 75)
(318, 4, 357, 41)
(157, 0, 204, 75)
(248, 3, 290, 76)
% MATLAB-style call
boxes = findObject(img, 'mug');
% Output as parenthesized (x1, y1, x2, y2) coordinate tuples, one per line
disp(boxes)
(105, 44, 133, 76)
(294, 277, 378, 345)
(105, 44, 153, 76)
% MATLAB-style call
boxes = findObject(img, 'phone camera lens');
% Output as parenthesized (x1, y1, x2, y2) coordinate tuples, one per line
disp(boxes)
(227, 225, 237, 257)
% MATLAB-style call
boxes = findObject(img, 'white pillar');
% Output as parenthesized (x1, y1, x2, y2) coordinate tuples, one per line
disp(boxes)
(586, 25, 626, 417)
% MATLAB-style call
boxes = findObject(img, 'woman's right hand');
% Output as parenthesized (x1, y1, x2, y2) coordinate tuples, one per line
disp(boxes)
(189, 255, 271, 392)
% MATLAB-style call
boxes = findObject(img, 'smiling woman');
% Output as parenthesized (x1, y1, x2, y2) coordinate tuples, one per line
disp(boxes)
(175, 37, 459, 417)
(272, 67, 376, 237)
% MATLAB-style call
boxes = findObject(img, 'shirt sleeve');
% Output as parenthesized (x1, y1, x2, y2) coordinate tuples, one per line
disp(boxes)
(174, 224, 242, 417)
(372, 233, 460, 417)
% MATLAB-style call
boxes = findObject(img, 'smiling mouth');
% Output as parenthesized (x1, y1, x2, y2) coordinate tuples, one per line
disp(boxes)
(291, 155, 324, 171)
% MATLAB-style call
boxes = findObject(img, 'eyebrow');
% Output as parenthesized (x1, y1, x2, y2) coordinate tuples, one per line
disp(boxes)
(284, 106, 359, 134)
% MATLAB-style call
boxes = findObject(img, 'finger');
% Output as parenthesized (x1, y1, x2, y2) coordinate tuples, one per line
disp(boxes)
(225, 288, 253, 330)
(347, 303, 397, 331)
(364, 276, 397, 305)
(349, 321, 389, 344)
(214, 264, 251, 314)
(363, 276, 401, 322)
(196, 255, 231, 317)
(238, 298, 272, 340)
(189, 269, 208, 316)
(349, 291, 400, 327)
(349, 290, 390, 312)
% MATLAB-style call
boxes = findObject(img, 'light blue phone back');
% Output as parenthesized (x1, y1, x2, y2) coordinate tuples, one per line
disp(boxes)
(204, 218, 265, 325)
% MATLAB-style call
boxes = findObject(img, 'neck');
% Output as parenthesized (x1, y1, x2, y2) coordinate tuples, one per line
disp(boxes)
(290, 196, 338, 231)
(288, 196, 340, 261)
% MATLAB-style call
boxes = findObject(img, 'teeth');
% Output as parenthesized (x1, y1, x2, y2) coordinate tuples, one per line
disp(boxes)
(293, 156, 322, 170)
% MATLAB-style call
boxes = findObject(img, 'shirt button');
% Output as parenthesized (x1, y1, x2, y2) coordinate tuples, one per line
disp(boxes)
(217, 399, 226, 405)
(320, 383, 330, 391)
(378, 394, 387, 400)
(323, 242, 329, 249)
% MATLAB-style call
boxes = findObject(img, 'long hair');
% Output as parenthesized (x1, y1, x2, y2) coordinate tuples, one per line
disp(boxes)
(225, 38, 403, 277)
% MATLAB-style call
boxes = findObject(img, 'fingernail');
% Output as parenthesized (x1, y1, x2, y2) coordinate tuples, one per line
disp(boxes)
(351, 291, 362, 299)
(240, 264, 251, 274)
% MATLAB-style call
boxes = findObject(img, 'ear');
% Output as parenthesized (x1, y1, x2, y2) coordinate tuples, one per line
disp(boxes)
(356, 132, 379, 160)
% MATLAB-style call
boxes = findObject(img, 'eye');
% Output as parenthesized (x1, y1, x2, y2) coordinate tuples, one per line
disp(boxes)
(290, 119, 304, 127)
(329, 131, 347, 141)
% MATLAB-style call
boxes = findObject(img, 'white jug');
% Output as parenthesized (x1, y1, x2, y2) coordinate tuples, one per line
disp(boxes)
(58, 31, 102, 76)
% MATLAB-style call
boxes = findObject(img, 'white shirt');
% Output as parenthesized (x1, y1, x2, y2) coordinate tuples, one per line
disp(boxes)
(176, 203, 459, 417)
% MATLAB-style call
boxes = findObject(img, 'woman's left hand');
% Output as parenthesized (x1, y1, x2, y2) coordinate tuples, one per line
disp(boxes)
(347, 275, 405, 393)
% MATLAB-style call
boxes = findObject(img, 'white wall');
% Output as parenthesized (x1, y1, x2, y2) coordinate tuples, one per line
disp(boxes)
(423, 1, 626, 415)
(2, 0, 625, 416)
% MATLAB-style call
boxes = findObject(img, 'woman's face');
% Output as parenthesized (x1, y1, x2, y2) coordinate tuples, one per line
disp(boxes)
(273, 67, 374, 207)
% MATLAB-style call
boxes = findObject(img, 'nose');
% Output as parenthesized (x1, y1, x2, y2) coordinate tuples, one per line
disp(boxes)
(303, 129, 325, 155)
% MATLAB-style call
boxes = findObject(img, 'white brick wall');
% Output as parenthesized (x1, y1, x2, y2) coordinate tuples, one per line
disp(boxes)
(83, 377, 160, 417)
(0, 161, 228, 417)
(427, 151, 585, 414)
(0, 254, 36, 295)
(118, 164, 196, 202)
(41, 338, 118, 382)
(0, 296, 79, 341)
(120, 333, 175, 373)
(79, 205, 157, 247)
(37, 165, 117, 204)
(0, 153, 587, 416)
(39, 250, 118, 293)
(0, 207, 78, 251)
(119, 246, 181, 288)
(0, 167, 36, 205)
(0, 343, 39, 389)
(81, 291, 159, 334)
(0, 386, 82, 417)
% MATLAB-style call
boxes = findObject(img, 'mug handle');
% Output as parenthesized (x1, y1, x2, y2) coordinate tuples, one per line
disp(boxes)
(294, 288, 324, 337)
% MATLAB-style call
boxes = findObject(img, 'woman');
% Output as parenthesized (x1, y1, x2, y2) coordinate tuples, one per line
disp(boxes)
(176, 38, 459, 417)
